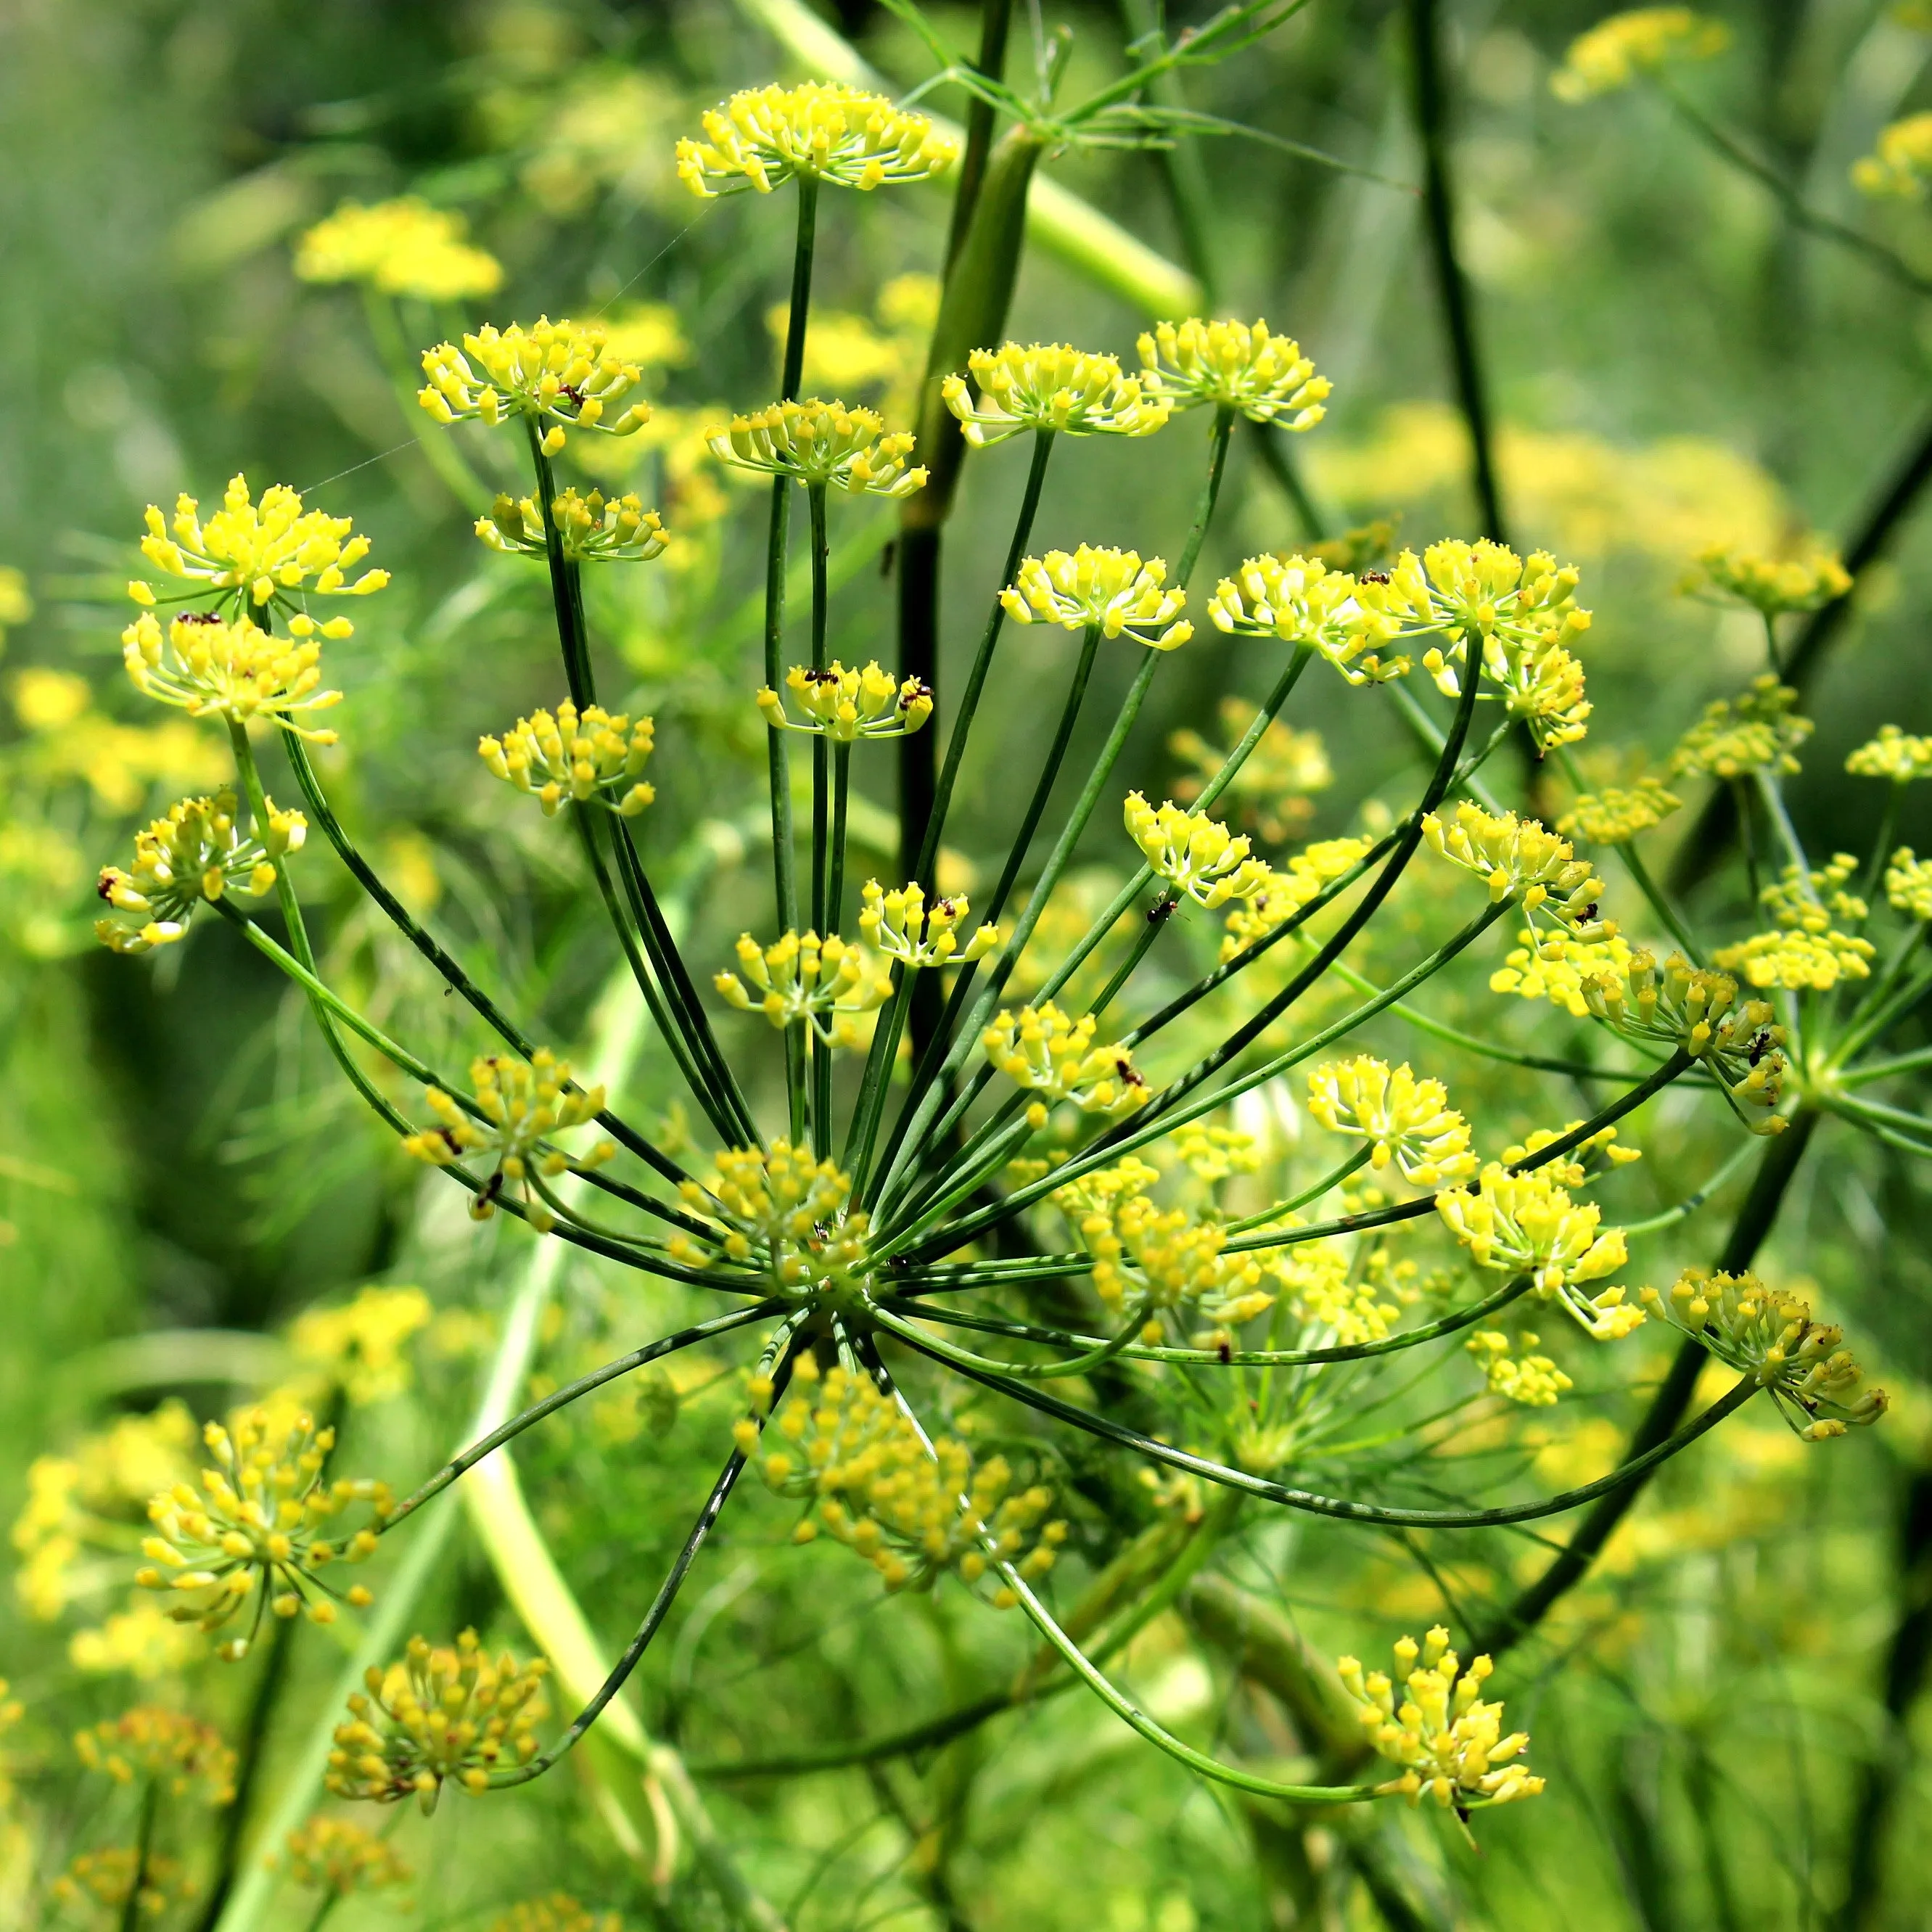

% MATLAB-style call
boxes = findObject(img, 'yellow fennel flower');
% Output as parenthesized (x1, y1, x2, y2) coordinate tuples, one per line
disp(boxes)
(1853, 111, 1932, 197)
(1123, 793, 1273, 909)
(283, 1817, 413, 1899)
(1339, 1629, 1543, 1810)
(400, 1051, 614, 1230)
(289, 1286, 435, 1407)
(295, 197, 503, 300)
(1002, 546, 1192, 649)
(1306, 1057, 1477, 1186)
(1422, 803, 1613, 937)
(757, 661, 934, 740)
(707, 399, 926, 496)
(95, 791, 305, 955)
(488, 1899, 619, 1932)
(135, 1405, 391, 1658)
(1640, 1270, 1887, 1437)
(1436, 1164, 1640, 1339)
(1551, 8, 1729, 101)
(52, 1849, 195, 1918)
(1171, 1121, 1261, 1183)
(1170, 698, 1331, 844)
(1268, 1236, 1399, 1345)
(419, 318, 651, 456)
(1137, 318, 1331, 428)
(715, 930, 889, 1037)
(676, 81, 955, 197)
(1219, 834, 1373, 961)
(1713, 926, 1874, 991)
(477, 488, 669, 564)
(1682, 543, 1851, 616)
(942, 342, 1171, 445)
(479, 701, 656, 818)
(1756, 853, 1867, 933)
(1490, 926, 1634, 1017)
(122, 609, 343, 738)
(1206, 554, 1409, 683)
(1466, 1331, 1573, 1406)
(1670, 675, 1812, 779)
(1847, 724, 1932, 783)
(326, 1629, 549, 1812)
(982, 1003, 1150, 1125)
(670, 1141, 868, 1294)
(1558, 776, 1681, 844)
(68, 1603, 205, 1680)
(75, 1707, 237, 1805)
(748, 1355, 1063, 1601)
(1886, 847, 1932, 921)
(858, 880, 998, 968)
(1061, 1182, 1271, 1335)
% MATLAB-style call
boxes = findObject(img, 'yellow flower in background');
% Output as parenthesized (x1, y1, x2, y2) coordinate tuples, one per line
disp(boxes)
(1138, 318, 1330, 428)
(1123, 793, 1274, 909)
(677, 81, 955, 197)
(1306, 1057, 1477, 1186)
(1853, 112, 1932, 197)
(1682, 543, 1851, 616)
(487, 1897, 620, 1932)
(983, 1003, 1150, 1125)
(1207, 554, 1410, 684)
(944, 342, 1171, 445)
(1551, 8, 1730, 101)
(295, 197, 503, 300)
(1170, 699, 1331, 845)
(1269, 1235, 1399, 1344)
(708, 399, 926, 496)
(68, 1603, 204, 1680)
(757, 661, 934, 741)
(1558, 776, 1681, 844)
(0, 563, 32, 648)
(1219, 834, 1372, 960)
(52, 1848, 196, 1919)
(768, 275, 937, 422)
(75, 1706, 237, 1804)
(290, 1286, 434, 1407)
(1670, 675, 1812, 779)
(599, 302, 691, 370)
(419, 318, 651, 454)
(283, 1816, 413, 1900)
(1467, 1331, 1573, 1406)
(1886, 847, 1932, 921)
(1003, 547, 1192, 649)
(1847, 724, 1932, 783)
(480, 700, 656, 817)
(1714, 926, 1875, 992)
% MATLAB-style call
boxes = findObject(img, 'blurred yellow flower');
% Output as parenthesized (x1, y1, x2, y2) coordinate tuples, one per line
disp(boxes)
(295, 197, 503, 300)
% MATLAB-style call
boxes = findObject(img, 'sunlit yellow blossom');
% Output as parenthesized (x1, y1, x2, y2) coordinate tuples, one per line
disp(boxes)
(1639, 1270, 1886, 1437)
(95, 791, 306, 955)
(1853, 111, 1932, 197)
(1170, 698, 1330, 844)
(677, 81, 955, 197)
(1268, 1236, 1399, 1344)
(1491, 926, 1635, 1016)
(1436, 1165, 1640, 1339)
(715, 930, 889, 1041)
(708, 398, 926, 496)
(601, 302, 691, 370)
(1467, 1331, 1572, 1406)
(859, 880, 998, 969)
(1551, 8, 1729, 101)
(1123, 793, 1273, 908)
(757, 661, 934, 741)
(1847, 723, 1932, 783)
(1307, 1057, 1477, 1186)
(1558, 776, 1681, 844)
(479, 702, 655, 817)
(984, 1003, 1150, 1126)
(69, 1603, 204, 1680)
(1423, 804, 1612, 937)
(1138, 318, 1331, 429)
(295, 197, 503, 300)
(1207, 554, 1409, 683)
(1339, 1629, 1543, 1811)
(75, 1707, 236, 1804)
(670, 1142, 868, 1295)
(400, 1051, 614, 1231)
(477, 488, 669, 564)
(122, 610, 343, 739)
(1670, 675, 1812, 779)
(290, 1286, 434, 1407)
(1002, 546, 1191, 649)
(1220, 835, 1372, 961)
(1058, 1173, 1270, 1333)
(129, 474, 390, 621)
(942, 342, 1170, 445)
(1714, 926, 1874, 991)
(748, 1356, 1061, 1602)
(1682, 543, 1851, 616)
(283, 1817, 413, 1899)
(1757, 853, 1867, 932)
(1886, 847, 1932, 921)
(419, 319, 651, 455)
(326, 1629, 549, 1812)
(16, 694, 229, 814)
(1171, 1122, 1260, 1183)
(135, 1405, 391, 1658)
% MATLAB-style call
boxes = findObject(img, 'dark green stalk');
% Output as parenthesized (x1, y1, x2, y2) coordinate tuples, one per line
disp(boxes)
(810, 482, 831, 937)
(764, 477, 799, 932)
(844, 965, 913, 1191)
(781, 176, 818, 400)
(524, 419, 594, 703)
(828, 744, 853, 940)
(786, 1022, 809, 1148)
(122, 1779, 160, 1932)
(943, 0, 1016, 274)
(299, 1893, 337, 1932)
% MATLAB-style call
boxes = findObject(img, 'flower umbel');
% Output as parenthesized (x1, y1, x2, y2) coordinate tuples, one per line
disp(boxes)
(478, 489, 669, 564)
(1207, 554, 1409, 684)
(942, 342, 1170, 445)
(757, 662, 934, 740)
(295, 197, 503, 300)
(1306, 1057, 1477, 1187)
(479, 702, 656, 817)
(859, 880, 998, 969)
(677, 82, 955, 197)
(419, 319, 651, 455)
(1558, 777, 1681, 844)
(1671, 675, 1812, 779)
(1002, 547, 1192, 649)
(1847, 724, 1932, 784)
(983, 1003, 1151, 1125)
(715, 932, 889, 1039)
(708, 399, 926, 496)
(1123, 793, 1273, 909)
(121, 611, 344, 738)
(1853, 112, 1932, 197)
(282, 1817, 413, 1899)
(670, 1142, 868, 1296)
(1422, 805, 1613, 938)
(1682, 544, 1851, 617)
(1138, 318, 1331, 428)
(75, 1707, 237, 1805)
(1551, 8, 1730, 101)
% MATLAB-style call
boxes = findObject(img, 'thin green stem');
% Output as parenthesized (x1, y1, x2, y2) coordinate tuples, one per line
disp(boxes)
(1862, 784, 1904, 913)
(781, 174, 819, 400)
(765, 480, 798, 931)
(845, 966, 913, 1191)
(1619, 837, 1705, 964)
(1756, 769, 1815, 892)
(1175, 403, 1236, 589)
(828, 743, 853, 937)
(1223, 1146, 1373, 1233)
(122, 1779, 160, 1932)
(362, 286, 488, 508)
(809, 482, 831, 940)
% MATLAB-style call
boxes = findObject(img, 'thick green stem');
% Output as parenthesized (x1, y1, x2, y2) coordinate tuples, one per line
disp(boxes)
(942, 0, 1016, 272)
(827, 744, 852, 940)
(121, 1779, 160, 1932)
(765, 480, 799, 932)
(809, 482, 831, 937)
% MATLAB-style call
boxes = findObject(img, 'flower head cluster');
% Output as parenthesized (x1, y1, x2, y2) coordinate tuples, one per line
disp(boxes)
(1170, 698, 1331, 844)
(136, 1405, 391, 1658)
(1436, 1166, 1640, 1339)
(670, 1142, 869, 1297)
(1003, 547, 1191, 649)
(52, 1849, 194, 1919)
(75, 1707, 237, 1804)
(1640, 1271, 1887, 1438)
(1551, 8, 1730, 101)
(1714, 926, 1875, 992)
(1886, 848, 1932, 922)
(1491, 926, 1635, 1017)
(1853, 112, 1932, 197)
(400, 1051, 615, 1230)
(479, 702, 655, 817)
(419, 320, 651, 456)
(746, 1356, 1062, 1600)
(478, 488, 668, 564)
(130, 475, 389, 622)
(1207, 554, 1409, 683)
(859, 879, 997, 969)
(1123, 794, 1273, 909)
(327, 1629, 550, 1811)
(1466, 1331, 1573, 1406)
(1558, 776, 1681, 844)
(1220, 835, 1372, 961)
(1671, 675, 1812, 779)
(295, 197, 503, 300)
(709, 399, 925, 496)
(95, 791, 306, 955)
(982, 1003, 1150, 1125)
(1339, 1629, 1543, 1811)
(1847, 724, 1932, 784)
(1307, 1058, 1477, 1187)
(715, 931, 889, 1042)
(1682, 543, 1851, 617)
(1172, 1122, 1261, 1183)
(1137, 318, 1331, 429)
(487, 1899, 619, 1932)
(942, 342, 1170, 445)
(282, 1817, 414, 1899)
(757, 661, 934, 740)
(677, 82, 955, 197)
(122, 610, 343, 739)
(1423, 805, 1613, 939)
(1267, 1237, 1401, 1346)
(290, 1286, 434, 1407)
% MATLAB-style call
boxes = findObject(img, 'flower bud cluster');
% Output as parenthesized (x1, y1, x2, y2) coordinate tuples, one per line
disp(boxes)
(487, 1898, 620, 1932)
(1557, 776, 1680, 844)
(1003, 546, 1191, 649)
(52, 1849, 193, 1919)
(859, 879, 997, 969)
(709, 399, 926, 496)
(715, 930, 889, 1040)
(1207, 554, 1409, 684)
(1267, 1236, 1403, 1347)
(1466, 1331, 1573, 1406)
(1886, 848, 1932, 922)
(670, 1141, 869, 1297)
(1422, 805, 1613, 939)
(1123, 793, 1273, 909)
(1683, 544, 1851, 617)
(1551, 8, 1729, 102)
(1714, 926, 1874, 993)
(327, 1629, 549, 1811)
(1854, 111, 1932, 197)
(1137, 318, 1330, 429)
(982, 1003, 1150, 1125)
(75, 1706, 237, 1804)
(479, 702, 656, 818)
(1670, 675, 1812, 779)
(282, 1816, 414, 1899)
(289, 1286, 434, 1408)
(1847, 723, 1932, 784)
(1218, 835, 1371, 961)
(1490, 927, 1635, 1016)
(677, 82, 955, 197)
(1306, 1057, 1477, 1187)
(478, 488, 668, 564)
(943, 342, 1170, 445)
(758, 661, 933, 740)
(420, 319, 651, 454)
(295, 197, 502, 300)
(1170, 698, 1331, 845)
(123, 611, 343, 738)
